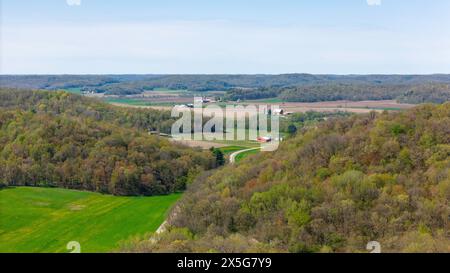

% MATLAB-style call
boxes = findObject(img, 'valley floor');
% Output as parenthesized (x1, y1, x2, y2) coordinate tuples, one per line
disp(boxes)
(109, 99, 415, 114)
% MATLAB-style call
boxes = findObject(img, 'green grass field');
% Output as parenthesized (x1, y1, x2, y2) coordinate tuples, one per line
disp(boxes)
(0, 187, 181, 253)
(218, 146, 247, 155)
(64, 88, 82, 94)
(209, 129, 265, 148)
(105, 97, 177, 107)
(235, 148, 260, 163)
(152, 87, 188, 93)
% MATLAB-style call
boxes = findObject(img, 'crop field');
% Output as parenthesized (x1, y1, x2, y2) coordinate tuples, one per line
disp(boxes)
(0, 187, 181, 253)
(104, 88, 226, 107)
(106, 97, 177, 107)
(64, 88, 83, 94)
(244, 99, 416, 113)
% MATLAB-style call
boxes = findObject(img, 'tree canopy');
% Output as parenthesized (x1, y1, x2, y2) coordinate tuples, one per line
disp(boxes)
(0, 89, 216, 196)
(124, 103, 450, 252)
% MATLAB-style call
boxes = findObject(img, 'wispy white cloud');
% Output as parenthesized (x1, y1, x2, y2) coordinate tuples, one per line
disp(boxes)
(66, 0, 81, 6)
(367, 0, 382, 6)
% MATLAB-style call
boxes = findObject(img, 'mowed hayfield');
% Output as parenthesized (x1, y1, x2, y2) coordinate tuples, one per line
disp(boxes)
(0, 187, 181, 253)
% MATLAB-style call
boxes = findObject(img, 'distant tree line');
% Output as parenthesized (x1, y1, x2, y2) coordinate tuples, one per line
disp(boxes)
(279, 83, 450, 103)
(225, 83, 450, 104)
(2, 74, 450, 99)
(224, 87, 279, 101)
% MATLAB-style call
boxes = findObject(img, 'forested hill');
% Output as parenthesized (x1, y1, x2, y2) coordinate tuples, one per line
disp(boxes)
(1, 75, 450, 103)
(225, 83, 450, 104)
(0, 89, 217, 196)
(127, 103, 450, 253)
(0, 88, 176, 134)
(2, 74, 450, 91)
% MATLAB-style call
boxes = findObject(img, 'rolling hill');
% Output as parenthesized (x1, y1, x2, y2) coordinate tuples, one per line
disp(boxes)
(0, 89, 217, 195)
(124, 103, 450, 253)
(1, 74, 450, 103)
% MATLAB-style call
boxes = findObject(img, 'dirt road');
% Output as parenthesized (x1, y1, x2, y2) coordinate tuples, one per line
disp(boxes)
(229, 147, 261, 164)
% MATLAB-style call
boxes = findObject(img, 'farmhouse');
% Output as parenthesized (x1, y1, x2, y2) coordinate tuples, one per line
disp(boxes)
(194, 97, 212, 103)
(256, 136, 272, 143)
(273, 109, 284, 115)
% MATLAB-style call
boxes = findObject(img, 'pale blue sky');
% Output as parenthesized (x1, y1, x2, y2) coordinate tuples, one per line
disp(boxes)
(1, 0, 449, 74)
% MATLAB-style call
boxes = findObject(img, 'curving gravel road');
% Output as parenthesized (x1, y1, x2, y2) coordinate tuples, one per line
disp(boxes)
(229, 147, 261, 164)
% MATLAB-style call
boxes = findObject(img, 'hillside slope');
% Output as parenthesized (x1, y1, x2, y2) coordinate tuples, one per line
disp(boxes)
(126, 103, 450, 253)
(0, 88, 177, 134)
(0, 89, 216, 195)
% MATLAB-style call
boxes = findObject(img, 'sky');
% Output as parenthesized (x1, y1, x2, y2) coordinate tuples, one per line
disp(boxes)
(1, 0, 450, 74)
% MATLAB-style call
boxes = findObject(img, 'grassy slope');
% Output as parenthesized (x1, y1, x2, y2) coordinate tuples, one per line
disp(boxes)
(234, 149, 260, 163)
(218, 146, 247, 155)
(0, 187, 180, 253)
